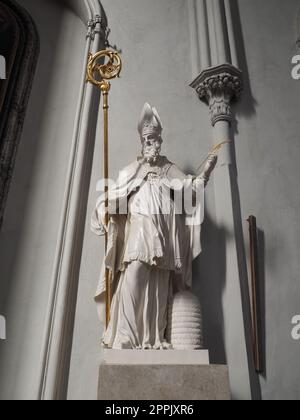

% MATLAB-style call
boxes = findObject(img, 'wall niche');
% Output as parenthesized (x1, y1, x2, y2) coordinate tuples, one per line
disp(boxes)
(0, 0, 39, 228)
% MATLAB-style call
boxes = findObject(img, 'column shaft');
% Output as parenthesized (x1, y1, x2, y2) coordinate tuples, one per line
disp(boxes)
(196, 0, 211, 69)
(206, 0, 219, 66)
(212, 0, 229, 64)
(224, 0, 239, 68)
(188, 0, 201, 77)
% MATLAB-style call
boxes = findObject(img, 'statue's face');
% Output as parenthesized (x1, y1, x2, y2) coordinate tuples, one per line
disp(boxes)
(141, 134, 162, 163)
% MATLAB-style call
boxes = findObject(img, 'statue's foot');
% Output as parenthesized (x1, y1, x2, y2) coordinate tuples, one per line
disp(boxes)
(153, 341, 173, 350)
(143, 344, 153, 350)
(161, 341, 173, 350)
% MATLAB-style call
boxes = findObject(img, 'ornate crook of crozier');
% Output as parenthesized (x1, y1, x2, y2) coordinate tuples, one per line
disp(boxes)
(87, 50, 122, 90)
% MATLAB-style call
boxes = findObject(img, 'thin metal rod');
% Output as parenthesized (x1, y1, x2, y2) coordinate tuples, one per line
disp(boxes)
(247, 215, 262, 373)
(86, 50, 122, 331)
(102, 89, 111, 329)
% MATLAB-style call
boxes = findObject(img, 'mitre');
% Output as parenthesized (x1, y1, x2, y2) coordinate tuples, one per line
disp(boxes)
(138, 103, 163, 138)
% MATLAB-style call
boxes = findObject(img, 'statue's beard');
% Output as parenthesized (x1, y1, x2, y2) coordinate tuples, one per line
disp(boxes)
(142, 146, 161, 164)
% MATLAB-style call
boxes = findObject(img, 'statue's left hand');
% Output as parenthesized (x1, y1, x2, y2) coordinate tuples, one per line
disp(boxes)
(198, 153, 218, 187)
(204, 153, 218, 174)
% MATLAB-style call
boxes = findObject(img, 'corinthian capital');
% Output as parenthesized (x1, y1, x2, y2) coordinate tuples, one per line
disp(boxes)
(190, 64, 243, 126)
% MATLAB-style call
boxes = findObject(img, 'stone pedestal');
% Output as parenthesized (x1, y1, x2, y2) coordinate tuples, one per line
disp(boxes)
(98, 351, 231, 400)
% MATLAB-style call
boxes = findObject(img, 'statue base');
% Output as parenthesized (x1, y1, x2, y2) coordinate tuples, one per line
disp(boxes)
(98, 350, 230, 400)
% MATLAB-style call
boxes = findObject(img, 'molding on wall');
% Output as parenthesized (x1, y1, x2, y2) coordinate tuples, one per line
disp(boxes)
(189, 0, 259, 400)
(37, 0, 107, 401)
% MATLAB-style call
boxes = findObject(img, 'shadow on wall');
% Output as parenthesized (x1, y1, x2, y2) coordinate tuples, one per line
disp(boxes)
(231, 0, 265, 400)
(231, 164, 263, 400)
(191, 172, 265, 399)
(178, 165, 228, 364)
(193, 210, 227, 365)
(193, 194, 266, 394)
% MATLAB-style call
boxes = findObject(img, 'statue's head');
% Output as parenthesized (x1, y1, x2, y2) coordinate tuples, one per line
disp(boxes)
(138, 103, 163, 163)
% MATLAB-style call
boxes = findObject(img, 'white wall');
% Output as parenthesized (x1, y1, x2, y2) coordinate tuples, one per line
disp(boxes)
(0, 0, 86, 400)
(235, 0, 300, 400)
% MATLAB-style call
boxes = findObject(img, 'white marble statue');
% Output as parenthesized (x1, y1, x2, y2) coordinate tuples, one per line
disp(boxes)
(91, 103, 217, 350)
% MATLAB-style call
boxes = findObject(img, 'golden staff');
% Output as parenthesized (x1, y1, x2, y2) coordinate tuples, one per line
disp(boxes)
(87, 50, 122, 328)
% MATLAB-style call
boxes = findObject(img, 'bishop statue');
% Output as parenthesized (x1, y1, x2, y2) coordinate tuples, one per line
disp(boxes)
(91, 103, 217, 350)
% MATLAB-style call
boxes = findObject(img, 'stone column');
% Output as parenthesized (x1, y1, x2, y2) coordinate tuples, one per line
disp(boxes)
(189, 0, 259, 400)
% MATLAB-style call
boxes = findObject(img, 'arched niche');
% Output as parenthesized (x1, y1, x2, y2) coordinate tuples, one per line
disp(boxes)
(0, 0, 39, 228)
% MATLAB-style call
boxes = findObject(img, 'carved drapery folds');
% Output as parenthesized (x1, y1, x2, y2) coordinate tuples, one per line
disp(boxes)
(190, 63, 243, 126)
(0, 0, 39, 228)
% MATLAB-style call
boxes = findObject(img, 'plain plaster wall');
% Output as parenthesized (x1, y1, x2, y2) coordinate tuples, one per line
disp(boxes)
(0, 0, 86, 400)
(67, 0, 216, 401)
(235, 0, 300, 400)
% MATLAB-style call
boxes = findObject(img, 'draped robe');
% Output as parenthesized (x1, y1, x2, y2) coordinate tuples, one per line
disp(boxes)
(91, 156, 204, 349)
